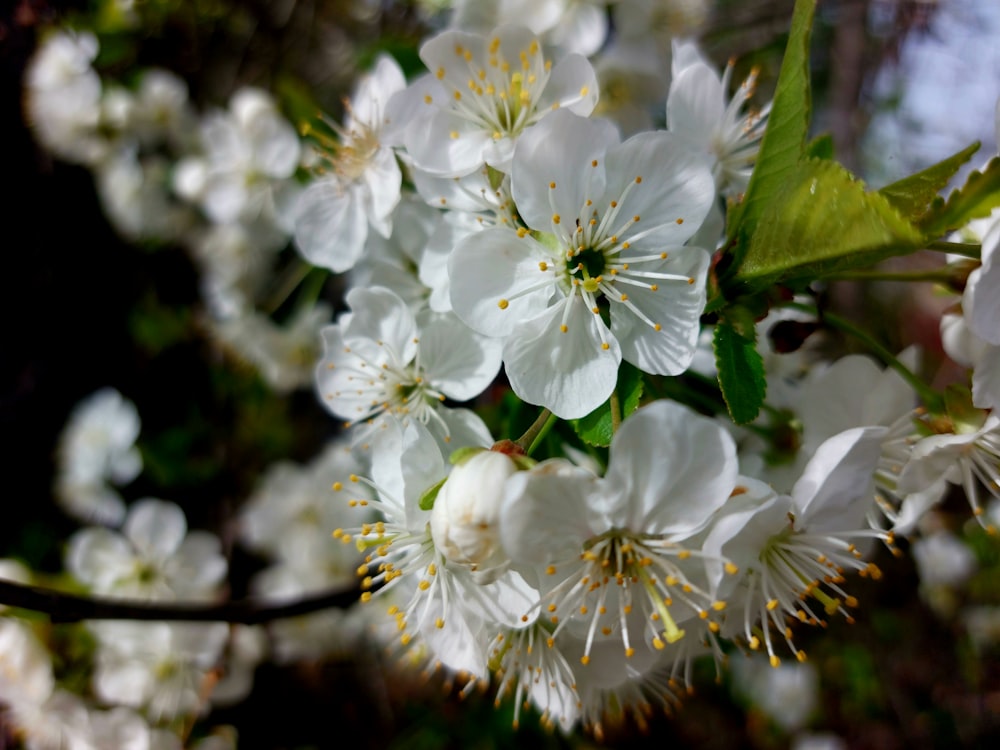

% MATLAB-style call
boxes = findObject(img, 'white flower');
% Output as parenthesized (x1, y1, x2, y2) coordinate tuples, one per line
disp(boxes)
(293, 54, 406, 272)
(67, 498, 227, 600)
(24, 29, 107, 165)
(197, 88, 301, 225)
(450, 0, 610, 57)
(334, 419, 532, 678)
(449, 110, 714, 418)
(731, 655, 818, 732)
(55, 387, 142, 526)
(501, 400, 738, 663)
(88, 621, 229, 721)
(912, 530, 977, 589)
(667, 43, 770, 198)
(315, 286, 502, 447)
(898, 413, 1000, 534)
(403, 25, 599, 176)
(703, 427, 889, 666)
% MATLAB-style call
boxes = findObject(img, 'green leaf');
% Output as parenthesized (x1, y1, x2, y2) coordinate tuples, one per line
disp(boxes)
(920, 156, 1000, 238)
(726, 0, 816, 249)
(732, 159, 925, 291)
(713, 320, 766, 425)
(804, 133, 834, 160)
(571, 362, 644, 447)
(879, 142, 980, 220)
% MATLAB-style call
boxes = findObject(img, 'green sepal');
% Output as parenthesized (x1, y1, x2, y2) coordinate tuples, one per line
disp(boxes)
(879, 142, 980, 221)
(713, 319, 766, 425)
(449, 446, 486, 466)
(418, 477, 448, 511)
(571, 362, 644, 447)
(944, 384, 987, 435)
(919, 156, 1000, 239)
(486, 166, 507, 192)
(731, 158, 925, 293)
(529, 230, 562, 253)
(510, 454, 539, 471)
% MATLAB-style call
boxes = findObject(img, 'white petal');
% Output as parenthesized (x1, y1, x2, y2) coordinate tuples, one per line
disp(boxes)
(405, 108, 492, 177)
(500, 459, 607, 564)
(512, 110, 618, 232)
(535, 54, 600, 116)
(610, 248, 709, 375)
(449, 228, 556, 337)
(972, 343, 1000, 410)
(418, 313, 502, 401)
(293, 179, 368, 272)
(342, 286, 418, 363)
(791, 426, 887, 530)
(965, 220, 1000, 345)
(603, 399, 737, 536)
(362, 146, 402, 230)
(602, 130, 715, 249)
(124, 498, 188, 561)
(503, 295, 621, 419)
(666, 62, 725, 151)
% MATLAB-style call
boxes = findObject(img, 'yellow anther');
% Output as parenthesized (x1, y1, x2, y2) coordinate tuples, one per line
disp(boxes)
(498, 298, 509, 309)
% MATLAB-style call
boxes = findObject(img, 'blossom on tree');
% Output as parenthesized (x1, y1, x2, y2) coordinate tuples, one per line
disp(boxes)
(449, 110, 714, 417)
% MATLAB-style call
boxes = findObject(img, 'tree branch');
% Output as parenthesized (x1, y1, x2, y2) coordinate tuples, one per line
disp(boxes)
(0, 580, 362, 625)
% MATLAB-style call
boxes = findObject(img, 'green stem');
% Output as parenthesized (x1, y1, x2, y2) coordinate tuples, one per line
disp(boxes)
(516, 408, 555, 455)
(609, 389, 622, 435)
(786, 302, 943, 412)
(822, 269, 958, 284)
(926, 240, 981, 260)
(262, 261, 314, 315)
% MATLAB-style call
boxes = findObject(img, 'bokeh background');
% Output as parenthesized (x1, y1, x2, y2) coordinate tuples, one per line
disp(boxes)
(3, 1, 1000, 748)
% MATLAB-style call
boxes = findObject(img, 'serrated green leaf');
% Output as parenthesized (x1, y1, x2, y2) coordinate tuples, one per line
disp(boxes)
(804, 133, 834, 160)
(571, 363, 644, 447)
(726, 0, 816, 252)
(713, 322, 766, 425)
(733, 159, 925, 291)
(879, 142, 980, 220)
(920, 156, 1000, 238)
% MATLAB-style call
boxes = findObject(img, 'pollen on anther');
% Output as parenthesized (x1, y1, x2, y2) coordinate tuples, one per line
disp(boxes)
(333, 482, 343, 491)
(424, 94, 433, 104)
(601, 342, 610, 350)
(498, 298, 509, 309)
(591, 159, 598, 168)
(552, 214, 561, 224)
(539, 261, 548, 271)
(580, 86, 589, 96)
(560, 324, 568, 333)
(549, 181, 556, 189)
(450, 130, 459, 139)
(635, 176, 642, 184)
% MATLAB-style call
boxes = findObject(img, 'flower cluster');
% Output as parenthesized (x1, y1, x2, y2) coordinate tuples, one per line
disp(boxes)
(11, 0, 1000, 746)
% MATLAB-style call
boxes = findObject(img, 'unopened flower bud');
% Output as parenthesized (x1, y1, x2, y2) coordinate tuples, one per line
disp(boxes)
(430, 451, 517, 578)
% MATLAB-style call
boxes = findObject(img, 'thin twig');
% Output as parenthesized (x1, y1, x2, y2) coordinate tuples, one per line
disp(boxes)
(0, 580, 361, 625)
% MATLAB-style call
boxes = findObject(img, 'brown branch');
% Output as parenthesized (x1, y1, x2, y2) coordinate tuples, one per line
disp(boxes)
(0, 579, 362, 625)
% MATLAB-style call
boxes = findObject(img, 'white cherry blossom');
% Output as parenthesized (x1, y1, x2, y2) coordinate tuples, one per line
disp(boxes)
(293, 54, 406, 273)
(315, 286, 501, 447)
(403, 25, 599, 176)
(501, 400, 738, 664)
(449, 110, 714, 418)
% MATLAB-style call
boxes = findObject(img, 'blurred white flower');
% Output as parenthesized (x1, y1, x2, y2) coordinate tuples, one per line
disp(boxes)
(55, 388, 142, 527)
(67, 498, 227, 600)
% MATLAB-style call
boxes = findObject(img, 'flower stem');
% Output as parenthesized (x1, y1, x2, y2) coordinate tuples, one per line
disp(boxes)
(786, 301, 944, 412)
(926, 240, 981, 260)
(610, 389, 622, 434)
(821, 269, 958, 284)
(516, 408, 556, 455)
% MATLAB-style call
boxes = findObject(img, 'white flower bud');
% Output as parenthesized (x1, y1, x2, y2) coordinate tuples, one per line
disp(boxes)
(430, 451, 517, 577)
